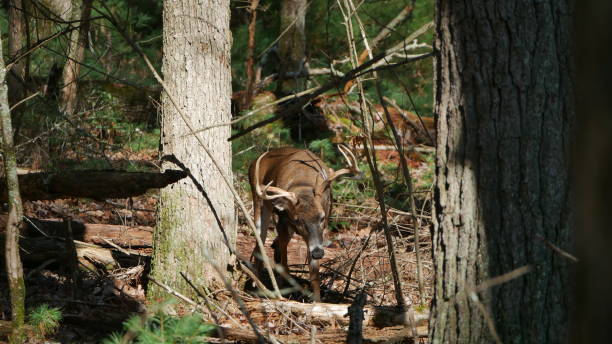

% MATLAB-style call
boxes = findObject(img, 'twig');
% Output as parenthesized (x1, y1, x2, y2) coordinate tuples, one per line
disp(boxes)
(180, 272, 226, 343)
(205, 253, 269, 344)
(179, 272, 248, 331)
(340, 0, 406, 307)
(384, 21, 434, 57)
(535, 235, 579, 262)
(182, 86, 318, 138)
(228, 51, 431, 142)
(5, 24, 81, 70)
(375, 81, 425, 305)
(468, 292, 503, 344)
(342, 229, 375, 296)
(9, 91, 40, 112)
(469, 265, 533, 294)
(382, 96, 433, 144)
(149, 277, 210, 316)
(95, 236, 131, 256)
(236, 260, 276, 298)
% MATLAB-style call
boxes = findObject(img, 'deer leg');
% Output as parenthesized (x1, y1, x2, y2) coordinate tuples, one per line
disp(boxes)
(252, 203, 272, 277)
(308, 255, 321, 302)
(273, 216, 291, 290)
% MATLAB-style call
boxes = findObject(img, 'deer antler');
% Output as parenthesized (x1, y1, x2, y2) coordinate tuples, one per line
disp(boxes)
(254, 152, 298, 204)
(328, 144, 362, 182)
(317, 144, 362, 194)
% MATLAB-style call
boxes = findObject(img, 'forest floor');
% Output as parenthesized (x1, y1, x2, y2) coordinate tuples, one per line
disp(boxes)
(0, 147, 434, 343)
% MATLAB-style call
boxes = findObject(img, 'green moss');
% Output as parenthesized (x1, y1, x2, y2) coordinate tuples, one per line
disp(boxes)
(147, 190, 183, 301)
(9, 277, 26, 344)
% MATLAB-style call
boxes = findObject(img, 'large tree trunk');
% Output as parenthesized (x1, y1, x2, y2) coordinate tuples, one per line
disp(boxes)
(7, 0, 26, 109)
(277, 0, 307, 94)
(148, 0, 235, 299)
(59, 0, 93, 115)
(572, 2, 612, 343)
(430, 1, 573, 343)
(0, 34, 26, 343)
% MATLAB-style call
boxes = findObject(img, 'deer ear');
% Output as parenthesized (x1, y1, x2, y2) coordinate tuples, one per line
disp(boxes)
(271, 193, 297, 211)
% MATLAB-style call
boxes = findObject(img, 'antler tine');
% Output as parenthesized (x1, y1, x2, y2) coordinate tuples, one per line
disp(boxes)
(337, 144, 357, 169)
(261, 182, 294, 201)
(254, 151, 269, 197)
(322, 144, 362, 187)
(255, 153, 297, 204)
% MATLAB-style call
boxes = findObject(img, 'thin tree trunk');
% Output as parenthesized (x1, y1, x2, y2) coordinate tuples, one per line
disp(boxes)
(430, 1, 573, 343)
(0, 34, 26, 344)
(277, 0, 307, 94)
(7, 0, 26, 108)
(243, 0, 260, 111)
(572, 2, 612, 343)
(148, 0, 235, 300)
(59, 0, 93, 115)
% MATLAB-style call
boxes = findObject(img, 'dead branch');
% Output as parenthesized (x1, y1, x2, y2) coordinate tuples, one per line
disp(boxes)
(340, 0, 406, 307)
(0, 170, 186, 201)
(245, 299, 428, 328)
(375, 81, 425, 305)
(382, 96, 434, 145)
(0, 234, 147, 271)
(228, 51, 433, 142)
(4, 216, 154, 248)
(343, 3, 416, 94)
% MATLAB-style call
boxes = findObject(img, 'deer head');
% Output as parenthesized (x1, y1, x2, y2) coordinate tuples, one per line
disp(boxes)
(252, 145, 361, 260)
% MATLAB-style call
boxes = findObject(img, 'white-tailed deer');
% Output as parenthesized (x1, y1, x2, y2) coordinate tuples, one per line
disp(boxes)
(248, 145, 361, 302)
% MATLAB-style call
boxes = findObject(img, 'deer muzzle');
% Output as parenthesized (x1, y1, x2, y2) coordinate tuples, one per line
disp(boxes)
(310, 246, 324, 260)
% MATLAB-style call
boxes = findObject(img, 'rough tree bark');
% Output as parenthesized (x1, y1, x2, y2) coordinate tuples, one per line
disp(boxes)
(148, 0, 236, 300)
(59, 0, 93, 115)
(430, 1, 573, 343)
(7, 0, 26, 108)
(277, 0, 307, 94)
(0, 34, 26, 344)
(572, 1, 612, 343)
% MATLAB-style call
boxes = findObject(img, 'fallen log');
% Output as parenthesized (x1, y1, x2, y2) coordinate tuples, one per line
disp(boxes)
(0, 234, 149, 271)
(245, 299, 429, 329)
(80, 223, 152, 248)
(0, 169, 186, 201)
(0, 216, 153, 248)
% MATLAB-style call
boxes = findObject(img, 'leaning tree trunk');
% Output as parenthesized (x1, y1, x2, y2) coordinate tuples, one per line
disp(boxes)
(277, 0, 306, 94)
(0, 34, 26, 344)
(430, 1, 573, 343)
(148, 0, 235, 300)
(7, 0, 26, 109)
(572, 1, 612, 343)
(59, 0, 93, 115)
